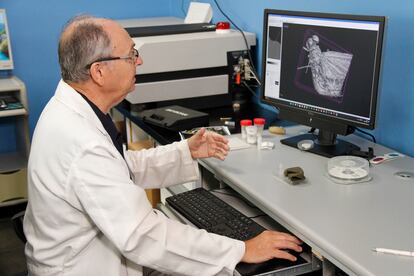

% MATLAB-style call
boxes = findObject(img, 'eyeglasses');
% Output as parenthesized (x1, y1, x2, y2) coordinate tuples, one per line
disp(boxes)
(86, 48, 139, 69)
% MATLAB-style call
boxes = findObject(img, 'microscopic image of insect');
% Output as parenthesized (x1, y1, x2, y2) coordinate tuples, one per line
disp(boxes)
(298, 35, 353, 98)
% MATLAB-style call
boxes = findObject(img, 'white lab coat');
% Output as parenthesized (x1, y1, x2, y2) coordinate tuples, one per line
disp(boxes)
(23, 80, 245, 276)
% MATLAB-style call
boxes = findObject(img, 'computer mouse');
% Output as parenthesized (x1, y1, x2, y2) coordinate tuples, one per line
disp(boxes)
(0, 100, 7, 109)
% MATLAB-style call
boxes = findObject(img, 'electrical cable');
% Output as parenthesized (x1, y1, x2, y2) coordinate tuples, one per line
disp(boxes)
(212, 0, 261, 86)
(355, 127, 376, 143)
(242, 81, 259, 100)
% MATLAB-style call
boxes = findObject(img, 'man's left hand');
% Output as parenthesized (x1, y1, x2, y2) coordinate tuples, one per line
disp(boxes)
(187, 128, 230, 160)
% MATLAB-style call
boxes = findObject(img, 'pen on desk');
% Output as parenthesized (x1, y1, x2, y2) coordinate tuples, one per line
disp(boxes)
(372, 248, 414, 257)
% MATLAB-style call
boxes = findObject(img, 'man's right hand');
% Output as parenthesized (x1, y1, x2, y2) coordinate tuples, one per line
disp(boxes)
(242, 230, 303, 263)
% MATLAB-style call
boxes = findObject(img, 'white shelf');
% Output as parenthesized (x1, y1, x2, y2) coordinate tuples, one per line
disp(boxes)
(0, 76, 29, 175)
(0, 108, 27, 118)
(0, 77, 23, 92)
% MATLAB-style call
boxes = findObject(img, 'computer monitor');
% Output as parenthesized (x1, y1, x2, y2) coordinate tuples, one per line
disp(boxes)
(0, 9, 14, 70)
(261, 9, 386, 157)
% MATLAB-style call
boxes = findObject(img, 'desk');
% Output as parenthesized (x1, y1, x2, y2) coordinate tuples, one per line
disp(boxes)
(117, 104, 414, 275)
(199, 126, 414, 276)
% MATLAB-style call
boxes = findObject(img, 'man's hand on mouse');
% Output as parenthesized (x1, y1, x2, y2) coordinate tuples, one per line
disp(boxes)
(242, 230, 302, 263)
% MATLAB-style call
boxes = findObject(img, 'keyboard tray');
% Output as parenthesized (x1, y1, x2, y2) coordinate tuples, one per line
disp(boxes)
(164, 188, 320, 276)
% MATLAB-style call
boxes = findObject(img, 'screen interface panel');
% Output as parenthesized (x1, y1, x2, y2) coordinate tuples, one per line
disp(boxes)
(264, 12, 381, 126)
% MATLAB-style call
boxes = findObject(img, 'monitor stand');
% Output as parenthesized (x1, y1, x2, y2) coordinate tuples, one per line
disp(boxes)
(280, 130, 360, 158)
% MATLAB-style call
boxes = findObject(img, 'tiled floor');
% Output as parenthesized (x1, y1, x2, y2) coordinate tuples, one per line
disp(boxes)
(0, 218, 26, 276)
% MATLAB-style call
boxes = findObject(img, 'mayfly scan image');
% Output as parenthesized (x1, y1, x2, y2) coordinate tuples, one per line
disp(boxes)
(297, 33, 353, 101)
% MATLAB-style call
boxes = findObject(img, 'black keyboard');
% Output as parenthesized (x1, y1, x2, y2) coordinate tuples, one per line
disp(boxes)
(166, 188, 308, 276)
(166, 188, 265, 240)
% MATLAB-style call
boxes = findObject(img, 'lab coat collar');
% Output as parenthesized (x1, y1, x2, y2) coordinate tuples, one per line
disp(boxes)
(54, 79, 108, 137)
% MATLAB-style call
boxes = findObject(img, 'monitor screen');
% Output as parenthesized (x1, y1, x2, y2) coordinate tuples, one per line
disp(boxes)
(0, 9, 14, 70)
(261, 9, 386, 157)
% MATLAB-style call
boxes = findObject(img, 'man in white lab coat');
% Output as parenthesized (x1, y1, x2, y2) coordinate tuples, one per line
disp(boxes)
(23, 15, 302, 276)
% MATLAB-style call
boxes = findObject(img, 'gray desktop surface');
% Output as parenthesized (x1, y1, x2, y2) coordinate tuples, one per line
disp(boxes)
(199, 126, 414, 276)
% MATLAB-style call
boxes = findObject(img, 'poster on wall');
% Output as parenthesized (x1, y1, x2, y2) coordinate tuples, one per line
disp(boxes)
(0, 9, 14, 70)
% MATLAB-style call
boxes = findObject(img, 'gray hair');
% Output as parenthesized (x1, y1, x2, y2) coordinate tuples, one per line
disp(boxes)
(58, 15, 113, 82)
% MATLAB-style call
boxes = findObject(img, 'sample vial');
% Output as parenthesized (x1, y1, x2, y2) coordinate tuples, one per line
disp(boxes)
(240, 119, 252, 141)
(246, 125, 258, 144)
(254, 118, 265, 136)
(254, 118, 265, 149)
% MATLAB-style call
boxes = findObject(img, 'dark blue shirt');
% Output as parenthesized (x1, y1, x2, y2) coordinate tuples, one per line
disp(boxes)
(78, 93, 124, 159)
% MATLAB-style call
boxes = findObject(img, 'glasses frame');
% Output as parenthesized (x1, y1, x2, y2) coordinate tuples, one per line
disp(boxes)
(86, 48, 139, 69)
